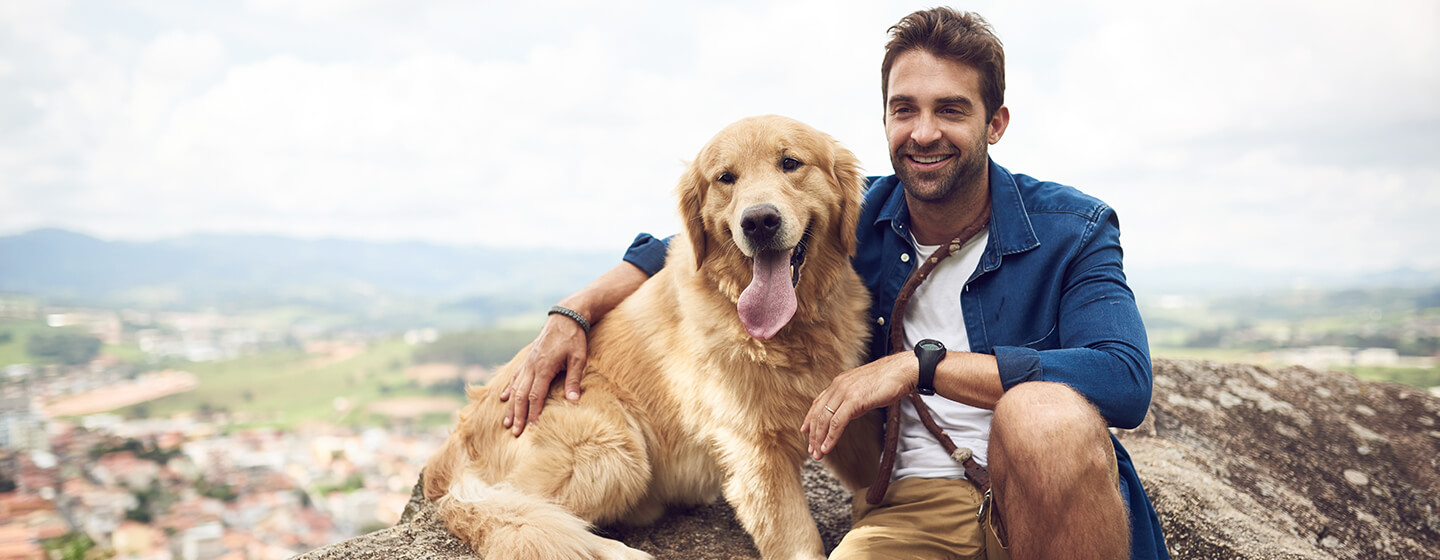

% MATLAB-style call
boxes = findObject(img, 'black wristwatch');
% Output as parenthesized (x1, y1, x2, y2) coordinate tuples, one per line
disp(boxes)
(914, 339, 945, 396)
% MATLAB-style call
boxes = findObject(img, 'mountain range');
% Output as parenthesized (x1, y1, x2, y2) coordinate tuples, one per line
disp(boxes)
(0, 228, 617, 311)
(3, 228, 1437, 311)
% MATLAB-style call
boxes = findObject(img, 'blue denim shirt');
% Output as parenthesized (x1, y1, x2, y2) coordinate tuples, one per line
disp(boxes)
(622, 159, 1167, 559)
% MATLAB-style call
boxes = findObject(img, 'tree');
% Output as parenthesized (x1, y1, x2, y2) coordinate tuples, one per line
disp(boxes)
(40, 532, 98, 560)
(197, 477, 239, 502)
(26, 331, 101, 365)
(411, 329, 536, 367)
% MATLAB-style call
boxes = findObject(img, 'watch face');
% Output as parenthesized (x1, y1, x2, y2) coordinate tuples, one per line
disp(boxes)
(918, 340, 943, 352)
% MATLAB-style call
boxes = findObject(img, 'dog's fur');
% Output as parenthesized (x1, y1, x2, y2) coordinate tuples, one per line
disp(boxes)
(423, 115, 878, 560)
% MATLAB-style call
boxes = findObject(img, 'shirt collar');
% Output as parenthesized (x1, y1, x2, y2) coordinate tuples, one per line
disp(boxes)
(876, 159, 1039, 256)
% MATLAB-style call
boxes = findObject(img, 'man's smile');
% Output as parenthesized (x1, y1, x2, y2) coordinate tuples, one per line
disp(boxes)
(906, 153, 955, 171)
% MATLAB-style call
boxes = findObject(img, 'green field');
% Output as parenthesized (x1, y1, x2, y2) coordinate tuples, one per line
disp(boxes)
(1149, 347, 1257, 363)
(10, 309, 1434, 433)
(1339, 365, 1440, 389)
(126, 339, 466, 430)
(0, 319, 51, 367)
(1, 318, 147, 368)
(0, 318, 517, 431)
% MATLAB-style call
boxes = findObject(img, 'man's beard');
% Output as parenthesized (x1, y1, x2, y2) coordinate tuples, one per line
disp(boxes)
(892, 138, 987, 204)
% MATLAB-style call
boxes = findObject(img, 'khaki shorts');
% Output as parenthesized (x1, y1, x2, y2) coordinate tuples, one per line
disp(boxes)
(829, 477, 1010, 560)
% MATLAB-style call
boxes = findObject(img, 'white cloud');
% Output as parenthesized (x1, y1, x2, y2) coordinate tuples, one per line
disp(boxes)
(244, 0, 405, 21)
(991, 0, 1440, 275)
(1, 0, 1436, 278)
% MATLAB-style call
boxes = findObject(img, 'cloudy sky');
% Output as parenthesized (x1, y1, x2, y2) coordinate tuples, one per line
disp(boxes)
(2, 0, 1437, 281)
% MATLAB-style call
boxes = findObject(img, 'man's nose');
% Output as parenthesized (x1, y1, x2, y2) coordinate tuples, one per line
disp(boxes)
(911, 113, 942, 145)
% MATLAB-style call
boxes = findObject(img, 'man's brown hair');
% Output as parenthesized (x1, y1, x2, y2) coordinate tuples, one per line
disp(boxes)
(881, 8, 1006, 119)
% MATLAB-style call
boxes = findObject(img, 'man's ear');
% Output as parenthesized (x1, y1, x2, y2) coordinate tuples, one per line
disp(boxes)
(676, 161, 709, 269)
(987, 105, 1010, 145)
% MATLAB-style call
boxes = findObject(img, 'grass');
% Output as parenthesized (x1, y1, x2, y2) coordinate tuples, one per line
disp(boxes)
(0, 318, 145, 368)
(1152, 346, 1440, 389)
(127, 339, 461, 430)
(13, 311, 1425, 433)
(1340, 365, 1440, 389)
(1149, 347, 1257, 363)
(0, 319, 50, 367)
(102, 342, 148, 363)
(0, 320, 526, 431)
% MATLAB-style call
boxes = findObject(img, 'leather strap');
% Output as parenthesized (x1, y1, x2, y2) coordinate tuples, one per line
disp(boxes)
(868, 205, 991, 505)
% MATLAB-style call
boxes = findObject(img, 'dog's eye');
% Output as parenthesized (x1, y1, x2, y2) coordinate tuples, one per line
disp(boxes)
(717, 172, 737, 184)
(781, 157, 803, 172)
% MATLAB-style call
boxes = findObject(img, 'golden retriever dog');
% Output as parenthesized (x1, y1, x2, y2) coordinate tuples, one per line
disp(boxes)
(422, 115, 878, 560)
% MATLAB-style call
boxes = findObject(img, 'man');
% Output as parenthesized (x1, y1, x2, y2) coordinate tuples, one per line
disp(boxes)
(499, 8, 1167, 559)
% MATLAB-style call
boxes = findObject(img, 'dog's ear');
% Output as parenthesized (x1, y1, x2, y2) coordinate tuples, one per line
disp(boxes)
(677, 160, 709, 269)
(828, 140, 865, 257)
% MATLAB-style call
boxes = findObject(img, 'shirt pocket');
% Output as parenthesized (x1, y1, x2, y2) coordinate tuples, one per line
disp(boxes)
(1016, 323, 1058, 349)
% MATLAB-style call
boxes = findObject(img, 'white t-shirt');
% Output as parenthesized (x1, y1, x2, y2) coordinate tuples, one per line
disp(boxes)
(893, 229, 993, 480)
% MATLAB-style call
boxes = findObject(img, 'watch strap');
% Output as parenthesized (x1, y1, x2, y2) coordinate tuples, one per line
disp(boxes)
(915, 339, 943, 395)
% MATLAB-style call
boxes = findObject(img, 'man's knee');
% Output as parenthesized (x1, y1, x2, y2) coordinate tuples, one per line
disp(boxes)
(989, 383, 1129, 559)
(991, 382, 1114, 478)
(994, 382, 1103, 439)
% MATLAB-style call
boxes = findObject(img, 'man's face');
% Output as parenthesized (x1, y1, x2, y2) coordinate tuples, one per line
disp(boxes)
(884, 50, 1006, 203)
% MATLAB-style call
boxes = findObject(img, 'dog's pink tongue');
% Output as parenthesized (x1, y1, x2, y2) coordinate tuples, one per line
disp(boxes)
(738, 249, 797, 339)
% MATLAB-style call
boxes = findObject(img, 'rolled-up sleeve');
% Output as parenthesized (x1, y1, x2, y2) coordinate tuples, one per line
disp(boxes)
(621, 233, 670, 277)
(993, 210, 1153, 430)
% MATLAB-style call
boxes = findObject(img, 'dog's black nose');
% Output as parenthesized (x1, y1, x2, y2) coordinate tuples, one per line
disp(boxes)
(741, 204, 782, 247)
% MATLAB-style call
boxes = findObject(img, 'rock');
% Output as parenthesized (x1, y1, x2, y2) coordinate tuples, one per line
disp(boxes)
(294, 359, 1440, 559)
(1118, 359, 1440, 559)
(295, 459, 847, 560)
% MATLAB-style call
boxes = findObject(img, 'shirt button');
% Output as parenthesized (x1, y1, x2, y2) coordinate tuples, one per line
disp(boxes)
(876, 316, 886, 326)
(900, 253, 911, 263)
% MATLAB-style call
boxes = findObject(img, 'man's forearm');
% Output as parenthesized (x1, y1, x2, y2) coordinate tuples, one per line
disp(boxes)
(557, 261, 649, 326)
(932, 351, 1005, 410)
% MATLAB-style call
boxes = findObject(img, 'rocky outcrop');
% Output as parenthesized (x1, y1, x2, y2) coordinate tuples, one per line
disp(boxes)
(294, 359, 1440, 559)
(1120, 359, 1439, 559)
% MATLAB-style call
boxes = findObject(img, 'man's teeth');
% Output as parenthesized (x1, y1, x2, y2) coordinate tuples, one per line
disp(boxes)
(912, 154, 950, 164)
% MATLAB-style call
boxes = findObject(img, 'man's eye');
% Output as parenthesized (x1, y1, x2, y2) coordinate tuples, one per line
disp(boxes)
(781, 157, 803, 172)
(717, 172, 737, 184)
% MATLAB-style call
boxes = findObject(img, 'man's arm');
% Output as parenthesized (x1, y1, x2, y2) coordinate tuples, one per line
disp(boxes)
(990, 210, 1152, 429)
(804, 209, 1151, 456)
(501, 234, 668, 436)
(802, 350, 1003, 459)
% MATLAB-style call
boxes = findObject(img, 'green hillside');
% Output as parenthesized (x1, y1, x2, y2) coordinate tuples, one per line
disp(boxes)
(0, 319, 49, 367)
(126, 339, 465, 429)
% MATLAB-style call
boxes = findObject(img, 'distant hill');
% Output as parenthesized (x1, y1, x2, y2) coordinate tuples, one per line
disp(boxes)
(1127, 263, 1440, 298)
(5, 227, 1436, 312)
(0, 228, 617, 309)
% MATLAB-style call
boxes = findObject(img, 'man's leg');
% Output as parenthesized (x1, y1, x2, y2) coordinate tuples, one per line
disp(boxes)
(988, 381, 1130, 560)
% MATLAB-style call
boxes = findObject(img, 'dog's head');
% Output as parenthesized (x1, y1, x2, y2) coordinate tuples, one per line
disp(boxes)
(676, 115, 864, 339)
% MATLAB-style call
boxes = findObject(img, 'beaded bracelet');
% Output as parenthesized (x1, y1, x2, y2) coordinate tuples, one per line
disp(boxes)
(547, 305, 592, 336)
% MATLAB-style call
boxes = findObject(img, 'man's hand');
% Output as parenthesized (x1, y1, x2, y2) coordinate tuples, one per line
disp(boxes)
(500, 314, 587, 436)
(801, 352, 917, 460)
(496, 261, 650, 436)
